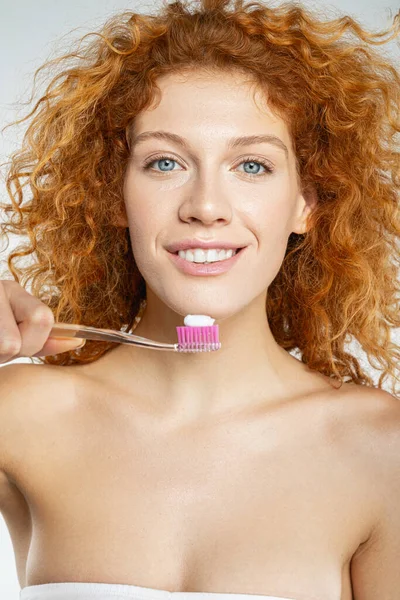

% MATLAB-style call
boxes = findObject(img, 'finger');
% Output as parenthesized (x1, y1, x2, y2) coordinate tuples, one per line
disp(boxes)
(31, 337, 87, 358)
(1, 281, 55, 359)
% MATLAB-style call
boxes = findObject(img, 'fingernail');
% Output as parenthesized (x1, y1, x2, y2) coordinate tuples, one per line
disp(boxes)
(74, 339, 87, 349)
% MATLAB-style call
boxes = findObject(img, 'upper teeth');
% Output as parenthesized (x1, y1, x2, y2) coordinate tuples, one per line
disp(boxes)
(178, 248, 237, 263)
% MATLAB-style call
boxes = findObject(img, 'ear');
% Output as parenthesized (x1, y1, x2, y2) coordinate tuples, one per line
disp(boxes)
(291, 183, 318, 235)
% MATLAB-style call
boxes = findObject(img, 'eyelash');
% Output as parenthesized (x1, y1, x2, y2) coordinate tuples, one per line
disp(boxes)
(141, 154, 274, 178)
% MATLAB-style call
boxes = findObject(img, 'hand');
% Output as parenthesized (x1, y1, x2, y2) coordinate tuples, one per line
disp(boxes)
(0, 280, 85, 365)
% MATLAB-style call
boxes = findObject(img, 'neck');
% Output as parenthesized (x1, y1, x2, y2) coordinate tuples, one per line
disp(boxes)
(108, 292, 310, 427)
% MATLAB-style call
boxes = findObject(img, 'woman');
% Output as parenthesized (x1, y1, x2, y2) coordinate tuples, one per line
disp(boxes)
(0, 0, 399, 598)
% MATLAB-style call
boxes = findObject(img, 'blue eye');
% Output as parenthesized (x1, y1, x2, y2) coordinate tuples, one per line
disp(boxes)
(146, 157, 177, 172)
(142, 154, 274, 178)
(238, 160, 272, 176)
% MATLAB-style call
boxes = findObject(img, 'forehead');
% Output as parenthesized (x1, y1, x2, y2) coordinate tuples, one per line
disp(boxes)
(131, 70, 290, 144)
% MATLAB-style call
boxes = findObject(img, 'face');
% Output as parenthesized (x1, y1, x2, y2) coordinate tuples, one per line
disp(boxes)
(121, 70, 314, 322)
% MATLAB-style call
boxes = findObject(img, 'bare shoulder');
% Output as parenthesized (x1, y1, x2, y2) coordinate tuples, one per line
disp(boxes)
(351, 386, 400, 484)
(326, 385, 400, 476)
(0, 363, 76, 476)
(334, 386, 400, 599)
(325, 383, 399, 442)
(0, 362, 76, 413)
(357, 386, 400, 444)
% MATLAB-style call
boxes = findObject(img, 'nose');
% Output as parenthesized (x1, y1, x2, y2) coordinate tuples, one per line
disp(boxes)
(178, 174, 233, 226)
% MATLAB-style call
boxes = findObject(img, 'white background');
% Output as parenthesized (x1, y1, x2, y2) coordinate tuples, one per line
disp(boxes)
(0, 0, 399, 598)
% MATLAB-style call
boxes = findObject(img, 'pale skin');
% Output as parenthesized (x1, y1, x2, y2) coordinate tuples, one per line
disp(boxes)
(93, 68, 330, 427)
(0, 69, 399, 600)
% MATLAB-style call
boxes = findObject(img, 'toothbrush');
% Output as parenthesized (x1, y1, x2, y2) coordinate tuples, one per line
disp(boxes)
(49, 314, 221, 353)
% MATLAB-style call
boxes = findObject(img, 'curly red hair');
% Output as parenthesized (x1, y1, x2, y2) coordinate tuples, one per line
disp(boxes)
(1, 0, 399, 397)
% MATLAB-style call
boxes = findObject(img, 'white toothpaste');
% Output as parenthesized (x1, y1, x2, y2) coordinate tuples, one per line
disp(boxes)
(184, 314, 215, 327)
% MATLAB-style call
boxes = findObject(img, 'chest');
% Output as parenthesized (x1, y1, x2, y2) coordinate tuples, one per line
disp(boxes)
(6, 401, 373, 599)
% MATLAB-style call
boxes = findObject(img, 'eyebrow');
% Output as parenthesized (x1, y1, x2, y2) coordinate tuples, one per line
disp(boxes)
(130, 130, 289, 160)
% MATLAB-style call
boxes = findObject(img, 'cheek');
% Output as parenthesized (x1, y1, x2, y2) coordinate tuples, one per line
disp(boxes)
(123, 170, 156, 236)
(123, 174, 169, 265)
(244, 182, 295, 244)
(262, 202, 293, 238)
(245, 184, 296, 278)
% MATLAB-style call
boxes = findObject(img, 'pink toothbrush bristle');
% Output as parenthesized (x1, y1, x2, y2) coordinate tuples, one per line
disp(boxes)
(176, 325, 221, 352)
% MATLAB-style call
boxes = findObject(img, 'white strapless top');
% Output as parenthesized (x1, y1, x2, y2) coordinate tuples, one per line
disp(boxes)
(19, 582, 299, 600)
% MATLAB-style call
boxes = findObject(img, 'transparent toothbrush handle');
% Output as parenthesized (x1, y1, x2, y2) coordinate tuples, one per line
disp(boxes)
(49, 322, 178, 351)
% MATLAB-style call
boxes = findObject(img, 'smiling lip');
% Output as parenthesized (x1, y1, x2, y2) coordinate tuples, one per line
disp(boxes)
(165, 239, 246, 253)
(166, 247, 246, 276)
